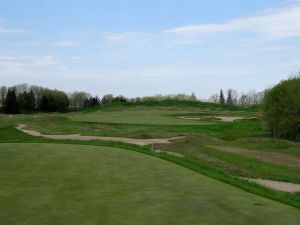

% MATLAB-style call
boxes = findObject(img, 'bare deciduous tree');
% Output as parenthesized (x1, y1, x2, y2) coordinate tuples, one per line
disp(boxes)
(208, 93, 219, 103)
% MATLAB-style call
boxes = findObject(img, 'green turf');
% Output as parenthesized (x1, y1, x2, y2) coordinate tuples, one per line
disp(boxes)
(68, 109, 220, 125)
(0, 143, 299, 225)
(1, 104, 300, 213)
(0, 108, 264, 140)
(230, 137, 300, 157)
(158, 136, 300, 183)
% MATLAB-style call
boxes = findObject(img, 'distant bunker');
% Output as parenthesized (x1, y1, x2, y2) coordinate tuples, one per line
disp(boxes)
(179, 116, 255, 122)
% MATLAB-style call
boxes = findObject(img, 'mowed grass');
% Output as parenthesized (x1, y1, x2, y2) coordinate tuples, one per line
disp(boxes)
(0, 105, 263, 140)
(66, 106, 263, 139)
(68, 109, 219, 125)
(0, 144, 300, 225)
(2, 104, 300, 215)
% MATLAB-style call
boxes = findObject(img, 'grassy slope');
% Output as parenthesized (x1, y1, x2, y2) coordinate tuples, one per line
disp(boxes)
(69, 109, 220, 125)
(0, 127, 300, 209)
(1, 102, 300, 209)
(0, 110, 264, 140)
(68, 101, 260, 125)
(158, 136, 300, 183)
(0, 143, 300, 225)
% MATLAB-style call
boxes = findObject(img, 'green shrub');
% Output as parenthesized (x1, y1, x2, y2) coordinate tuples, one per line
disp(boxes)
(263, 76, 300, 141)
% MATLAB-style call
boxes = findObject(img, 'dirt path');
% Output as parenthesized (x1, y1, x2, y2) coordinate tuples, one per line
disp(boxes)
(207, 145, 300, 168)
(242, 178, 300, 193)
(16, 124, 185, 146)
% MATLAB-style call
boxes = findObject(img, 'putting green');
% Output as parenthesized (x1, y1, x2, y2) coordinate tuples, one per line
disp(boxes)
(68, 109, 217, 125)
(0, 143, 299, 225)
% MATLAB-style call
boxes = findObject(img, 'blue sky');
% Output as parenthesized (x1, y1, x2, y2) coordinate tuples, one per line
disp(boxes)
(1, 0, 300, 98)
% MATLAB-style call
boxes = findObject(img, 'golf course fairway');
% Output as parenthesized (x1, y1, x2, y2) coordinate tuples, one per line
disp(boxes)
(68, 109, 215, 125)
(0, 143, 299, 225)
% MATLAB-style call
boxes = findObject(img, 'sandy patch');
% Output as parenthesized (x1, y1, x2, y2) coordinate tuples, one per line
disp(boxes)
(243, 178, 300, 193)
(154, 149, 184, 157)
(216, 116, 244, 122)
(207, 145, 300, 168)
(179, 116, 201, 120)
(16, 124, 185, 146)
(179, 116, 245, 122)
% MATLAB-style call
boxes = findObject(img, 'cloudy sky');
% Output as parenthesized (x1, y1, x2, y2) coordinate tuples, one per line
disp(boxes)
(0, 0, 300, 98)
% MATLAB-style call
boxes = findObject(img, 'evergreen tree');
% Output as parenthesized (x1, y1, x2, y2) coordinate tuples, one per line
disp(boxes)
(219, 89, 225, 104)
(112, 95, 127, 103)
(83, 96, 100, 107)
(46, 95, 56, 112)
(190, 92, 197, 101)
(4, 89, 20, 114)
(23, 90, 36, 110)
(39, 94, 49, 111)
(226, 89, 233, 105)
(39, 91, 69, 112)
(91, 96, 100, 106)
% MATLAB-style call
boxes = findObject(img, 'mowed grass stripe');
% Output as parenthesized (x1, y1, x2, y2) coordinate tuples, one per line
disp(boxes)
(0, 143, 299, 225)
(68, 110, 218, 125)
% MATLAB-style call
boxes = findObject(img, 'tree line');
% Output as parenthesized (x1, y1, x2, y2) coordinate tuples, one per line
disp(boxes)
(0, 85, 200, 114)
(208, 89, 264, 105)
(1, 84, 70, 114)
(1, 84, 263, 114)
(0, 84, 130, 114)
(129, 93, 197, 103)
(263, 75, 300, 141)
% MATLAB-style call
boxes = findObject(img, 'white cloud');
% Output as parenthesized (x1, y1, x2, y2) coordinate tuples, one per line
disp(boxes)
(71, 56, 80, 61)
(164, 3, 300, 42)
(103, 32, 152, 44)
(99, 3, 300, 49)
(0, 27, 29, 34)
(0, 55, 32, 61)
(98, 54, 129, 61)
(166, 38, 204, 46)
(273, 58, 300, 68)
(115, 13, 129, 19)
(58, 30, 94, 38)
(52, 40, 79, 47)
(0, 61, 29, 74)
(221, 45, 292, 57)
(0, 54, 60, 76)
(33, 55, 58, 66)
(0, 19, 30, 34)
(0, 54, 58, 66)
(14, 41, 39, 46)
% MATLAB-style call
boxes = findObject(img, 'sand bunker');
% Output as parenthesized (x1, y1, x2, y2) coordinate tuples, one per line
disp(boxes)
(179, 116, 244, 122)
(243, 178, 300, 193)
(216, 116, 244, 122)
(207, 145, 300, 168)
(16, 124, 185, 146)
